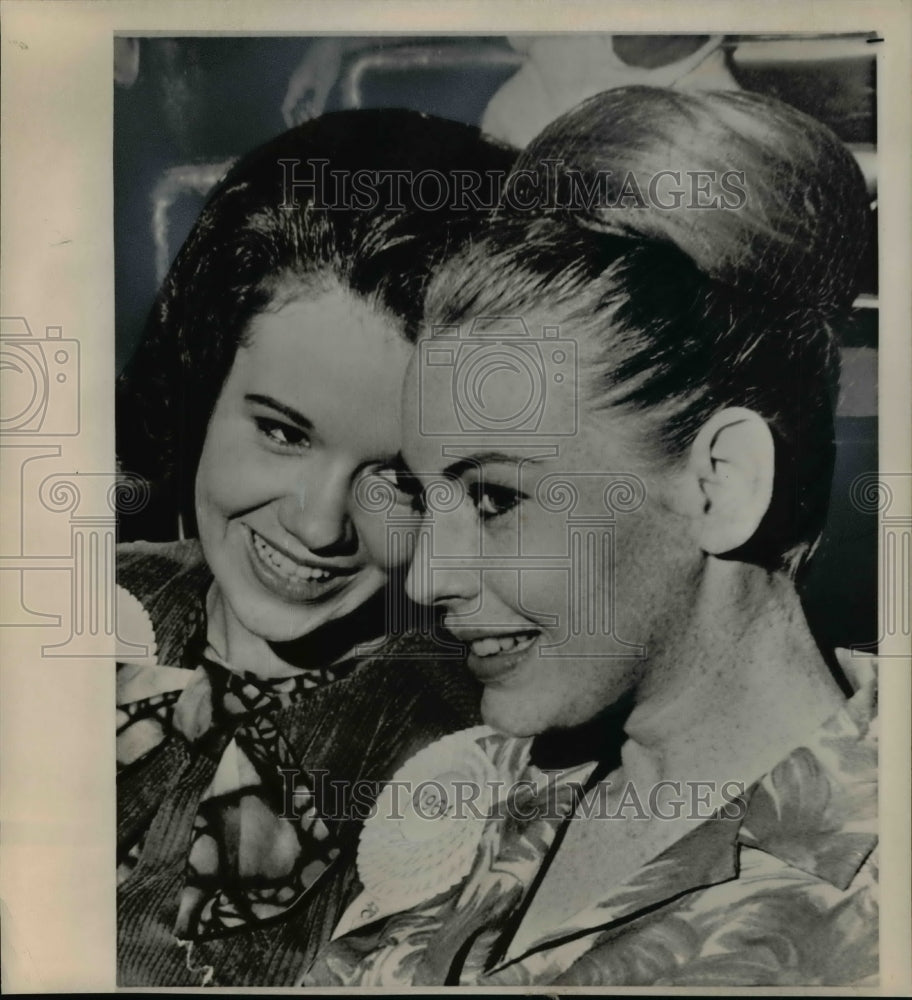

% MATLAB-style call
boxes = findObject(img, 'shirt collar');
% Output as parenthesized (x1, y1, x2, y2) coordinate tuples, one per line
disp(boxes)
(494, 653, 877, 970)
(737, 652, 878, 890)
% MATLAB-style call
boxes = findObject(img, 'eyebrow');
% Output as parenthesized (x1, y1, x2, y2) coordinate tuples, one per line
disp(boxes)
(244, 393, 314, 430)
(388, 453, 423, 496)
(442, 452, 538, 479)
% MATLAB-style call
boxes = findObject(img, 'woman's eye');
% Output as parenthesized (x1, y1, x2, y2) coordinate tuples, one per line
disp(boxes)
(254, 417, 310, 450)
(370, 466, 419, 508)
(469, 482, 524, 521)
(352, 465, 424, 516)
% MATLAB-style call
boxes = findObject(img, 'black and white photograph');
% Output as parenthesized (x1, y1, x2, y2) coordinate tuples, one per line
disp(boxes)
(1, 2, 910, 993)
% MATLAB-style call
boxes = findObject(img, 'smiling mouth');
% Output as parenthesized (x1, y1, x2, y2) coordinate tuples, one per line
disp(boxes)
(468, 631, 539, 658)
(453, 628, 542, 683)
(246, 526, 358, 600)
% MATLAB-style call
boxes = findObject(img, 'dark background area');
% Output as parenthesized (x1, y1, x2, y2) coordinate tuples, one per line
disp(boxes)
(114, 34, 879, 651)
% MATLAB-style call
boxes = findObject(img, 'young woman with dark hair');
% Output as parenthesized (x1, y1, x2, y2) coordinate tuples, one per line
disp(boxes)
(114, 109, 514, 986)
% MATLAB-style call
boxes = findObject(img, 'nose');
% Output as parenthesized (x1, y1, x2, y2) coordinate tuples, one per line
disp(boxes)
(276, 468, 358, 557)
(405, 511, 481, 608)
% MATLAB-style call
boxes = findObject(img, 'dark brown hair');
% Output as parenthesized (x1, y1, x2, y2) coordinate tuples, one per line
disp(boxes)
(117, 109, 515, 538)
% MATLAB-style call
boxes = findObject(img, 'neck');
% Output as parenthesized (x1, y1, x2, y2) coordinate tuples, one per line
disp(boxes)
(623, 557, 845, 789)
(205, 585, 301, 678)
(205, 582, 389, 679)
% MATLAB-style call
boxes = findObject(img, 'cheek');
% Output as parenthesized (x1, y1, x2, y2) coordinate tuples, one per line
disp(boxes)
(517, 502, 576, 560)
(352, 509, 420, 569)
(611, 505, 697, 641)
(195, 418, 262, 517)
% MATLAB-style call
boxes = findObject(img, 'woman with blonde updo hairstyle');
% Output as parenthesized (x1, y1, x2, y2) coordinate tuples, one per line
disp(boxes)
(305, 87, 877, 988)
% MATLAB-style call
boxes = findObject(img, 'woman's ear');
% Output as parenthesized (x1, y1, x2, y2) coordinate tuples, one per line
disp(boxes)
(685, 407, 775, 555)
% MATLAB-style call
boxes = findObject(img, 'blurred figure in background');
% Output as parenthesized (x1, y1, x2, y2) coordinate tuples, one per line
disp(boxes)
(482, 34, 738, 146)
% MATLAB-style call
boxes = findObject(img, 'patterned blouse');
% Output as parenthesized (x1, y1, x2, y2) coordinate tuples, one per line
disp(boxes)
(304, 651, 878, 988)
(115, 539, 481, 987)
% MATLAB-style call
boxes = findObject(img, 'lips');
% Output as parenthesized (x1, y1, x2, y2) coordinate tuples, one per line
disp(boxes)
(449, 625, 542, 684)
(468, 631, 538, 658)
(245, 526, 358, 603)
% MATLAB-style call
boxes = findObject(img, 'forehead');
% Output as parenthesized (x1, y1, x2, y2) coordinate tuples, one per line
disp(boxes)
(231, 286, 414, 450)
(247, 281, 404, 359)
(402, 319, 659, 482)
(403, 315, 583, 459)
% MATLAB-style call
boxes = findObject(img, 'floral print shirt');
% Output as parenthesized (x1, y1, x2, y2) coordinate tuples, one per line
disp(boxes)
(304, 652, 878, 988)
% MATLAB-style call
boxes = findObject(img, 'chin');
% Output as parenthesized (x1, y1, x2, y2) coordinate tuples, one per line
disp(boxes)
(480, 688, 556, 738)
(232, 599, 323, 644)
(236, 572, 386, 645)
(481, 681, 617, 739)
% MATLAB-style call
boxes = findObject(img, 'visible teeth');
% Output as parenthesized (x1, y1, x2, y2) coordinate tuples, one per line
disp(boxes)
(469, 632, 537, 658)
(251, 531, 337, 582)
